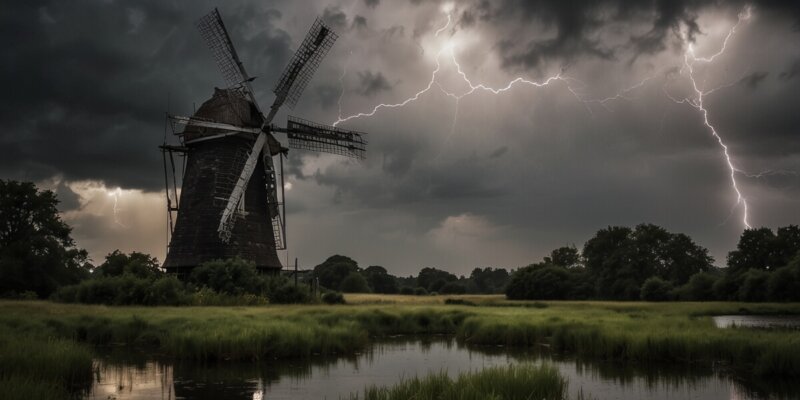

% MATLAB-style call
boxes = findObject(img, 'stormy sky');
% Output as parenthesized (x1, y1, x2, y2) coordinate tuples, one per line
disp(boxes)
(2, 0, 799, 275)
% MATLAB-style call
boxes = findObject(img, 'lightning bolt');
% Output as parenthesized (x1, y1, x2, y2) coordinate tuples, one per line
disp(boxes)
(665, 6, 753, 229)
(335, 5, 766, 230)
(108, 187, 126, 228)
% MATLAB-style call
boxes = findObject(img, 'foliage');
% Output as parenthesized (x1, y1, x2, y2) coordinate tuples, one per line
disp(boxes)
(727, 226, 800, 274)
(738, 269, 770, 302)
(363, 266, 399, 294)
(340, 272, 372, 293)
(545, 245, 582, 268)
(469, 267, 510, 294)
(314, 255, 359, 290)
(52, 274, 188, 306)
(350, 364, 567, 400)
(676, 272, 718, 301)
(440, 282, 467, 294)
(506, 264, 571, 300)
(95, 250, 162, 278)
(322, 291, 346, 304)
(270, 283, 313, 304)
(583, 224, 713, 300)
(417, 267, 457, 292)
(767, 258, 800, 301)
(640, 277, 673, 301)
(188, 257, 266, 296)
(400, 286, 415, 295)
(0, 180, 90, 298)
(413, 287, 428, 296)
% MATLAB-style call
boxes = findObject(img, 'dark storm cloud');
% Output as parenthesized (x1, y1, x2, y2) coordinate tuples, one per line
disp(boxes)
(363, 0, 380, 9)
(0, 0, 293, 191)
(780, 59, 800, 80)
(739, 71, 769, 89)
(322, 6, 348, 31)
(353, 15, 368, 30)
(356, 71, 393, 97)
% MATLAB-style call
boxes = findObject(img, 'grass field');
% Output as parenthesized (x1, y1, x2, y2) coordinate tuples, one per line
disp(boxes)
(1, 297, 800, 398)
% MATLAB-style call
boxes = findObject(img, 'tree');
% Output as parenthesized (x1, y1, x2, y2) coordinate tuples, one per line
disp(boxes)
(738, 269, 769, 302)
(677, 272, 718, 301)
(470, 267, 510, 294)
(339, 272, 371, 293)
(640, 277, 673, 301)
(188, 257, 265, 295)
(0, 180, 89, 297)
(95, 250, 162, 278)
(727, 228, 778, 273)
(313, 255, 359, 290)
(417, 267, 457, 291)
(583, 224, 713, 300)
(440, 282, 467, 294)
(546, 246, 582, 268)
(506, 264, 571, 300)
(363, 265, 399, 294)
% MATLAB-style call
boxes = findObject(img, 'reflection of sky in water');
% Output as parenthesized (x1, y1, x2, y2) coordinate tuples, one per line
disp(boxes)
(713, 315, 800, 329)
(87, 339, 793, 400)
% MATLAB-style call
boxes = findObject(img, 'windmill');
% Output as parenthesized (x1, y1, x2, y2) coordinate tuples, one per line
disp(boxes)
(161, 8, 367, 275)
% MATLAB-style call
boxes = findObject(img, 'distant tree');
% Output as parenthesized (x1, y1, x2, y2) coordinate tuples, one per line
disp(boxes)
(363, 265, 399, 294)
(413, 287, 428, 296)
(440, 281, 467, 294)
(95, 250, 162, 279)
(189, 257, 265, 296)
(738, 269, 770, 302)
(676, 271, 718, 301)
(506, 264, 571, 300)
(767, 259, 800, 302)
(417, 267, 457, 291)
(640, 277, 673, 301)
(313, 255, 359, 290)
(583, 224, 713, 300)
(470, 267, 510, 294)
(400, 286, 415, 295)
(546, 246, 582, 268)
(339, 272, 371, 293)
(0, 180, 89, 297)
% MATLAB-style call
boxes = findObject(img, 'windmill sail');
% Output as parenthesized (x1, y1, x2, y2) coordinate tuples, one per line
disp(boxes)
(281, 116, 367, 159)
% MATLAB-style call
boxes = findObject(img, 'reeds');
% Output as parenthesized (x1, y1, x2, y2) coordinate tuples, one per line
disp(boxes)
(347, 363, 567, 400)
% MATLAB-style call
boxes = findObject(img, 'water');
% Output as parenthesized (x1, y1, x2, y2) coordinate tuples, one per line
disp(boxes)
(713, 315, 800, 329)
(87, 337, 799, 400)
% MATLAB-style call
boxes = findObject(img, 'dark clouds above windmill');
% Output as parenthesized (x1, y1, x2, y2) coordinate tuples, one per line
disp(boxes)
(1, 0, 798, 273)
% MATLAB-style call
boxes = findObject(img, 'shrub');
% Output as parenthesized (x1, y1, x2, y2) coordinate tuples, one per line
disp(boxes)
(713, 274, 741, 301)
(739, 269, 769, 302)
(188, 257, 265, 296)
(270, 283, 312, 304)
(400, 286, 414, 295)
(678, 272, 718, 301)
(413, 287, 428, 296)
(339, 272, 371, 293)
(505, 265, 570, 300)
(768, 264, 800, 301)
(440, 282, 467, 294)
(640, 277, 673, 301)
(322, 291, 346, 304)
(53, 275, 189, 306)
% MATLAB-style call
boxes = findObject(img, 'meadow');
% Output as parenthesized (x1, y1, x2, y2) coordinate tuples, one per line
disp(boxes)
(1, 296, 800, 399)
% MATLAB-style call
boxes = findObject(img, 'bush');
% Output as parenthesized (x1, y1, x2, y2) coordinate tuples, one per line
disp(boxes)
(440, 282, 467, 294)
(188, 257, 265, 296)
(339, 272, 371, 293)
(270, 283, 312, 304)
(640, 277, 673, 301)
(506, 265, 570, 300)
(400, 286, 414, 295)
(413, 287, 428, 296)
(322, 291, 346, 304)
(713, 273, 741, 301)
(739, 269, 769, 302)
(767, 262, 800, 302)
(53, 275, 189, 306)
(677, 272, 718, 301)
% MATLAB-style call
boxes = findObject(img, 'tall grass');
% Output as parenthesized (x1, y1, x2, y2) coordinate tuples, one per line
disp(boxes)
(1, 299, 800, 386)
(347, 364, 567, 400)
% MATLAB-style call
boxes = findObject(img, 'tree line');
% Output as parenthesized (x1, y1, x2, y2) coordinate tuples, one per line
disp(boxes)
(1, 179, 798, 304)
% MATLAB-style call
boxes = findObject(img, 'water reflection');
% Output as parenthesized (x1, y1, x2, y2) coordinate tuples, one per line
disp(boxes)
(713, 315, 800, 329)
(86, 337, 799, 400)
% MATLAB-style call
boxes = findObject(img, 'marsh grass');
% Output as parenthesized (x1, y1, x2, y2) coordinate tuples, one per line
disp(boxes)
(346, 363, 567, 400)
(1, 298, 800, 397)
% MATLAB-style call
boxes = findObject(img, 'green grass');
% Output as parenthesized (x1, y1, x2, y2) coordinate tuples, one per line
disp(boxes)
(1, 298, 800, 396)
(346, 363, 567, 400)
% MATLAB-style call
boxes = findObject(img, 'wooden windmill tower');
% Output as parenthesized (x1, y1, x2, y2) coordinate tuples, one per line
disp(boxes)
(161, 9, 367, 274)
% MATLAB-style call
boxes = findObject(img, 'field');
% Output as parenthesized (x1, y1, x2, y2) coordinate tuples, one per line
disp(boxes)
(1, 296, 800, 399)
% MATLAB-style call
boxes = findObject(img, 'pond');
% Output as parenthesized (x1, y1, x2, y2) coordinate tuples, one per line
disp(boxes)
(713, 315, 800, 329)
(87, 336, 798, 400)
